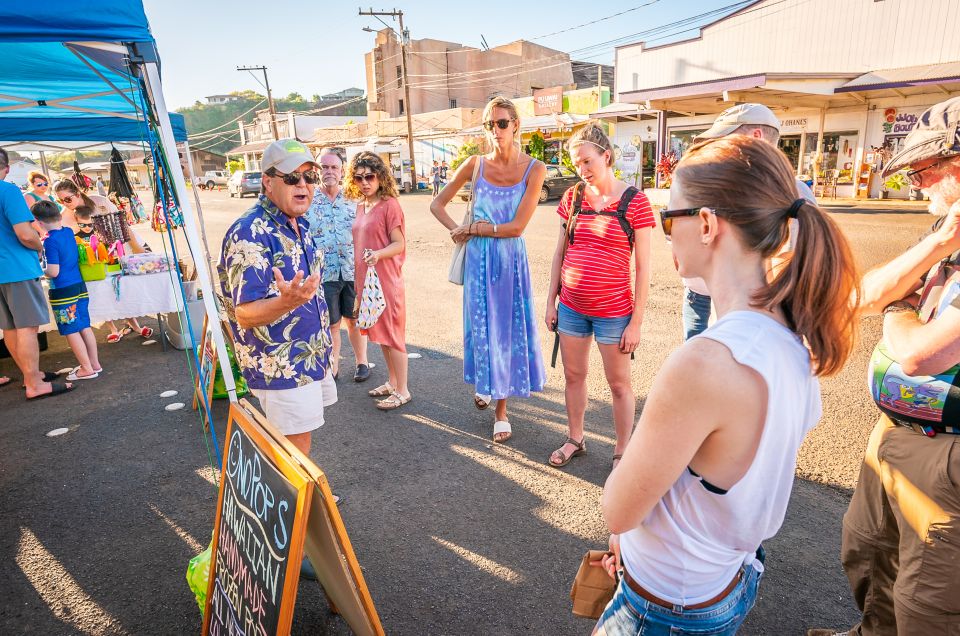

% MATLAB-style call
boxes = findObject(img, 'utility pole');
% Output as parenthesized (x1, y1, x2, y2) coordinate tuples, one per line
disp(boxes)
(597, 65, 603, 110)
(359, 7, 417, 192)
(237, 65, 279, 140)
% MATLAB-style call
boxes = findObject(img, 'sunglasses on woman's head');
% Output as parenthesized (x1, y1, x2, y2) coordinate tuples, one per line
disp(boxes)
(483, 118, 514, 131)
(353, 172, 377, 183)
(271, 169, 320, 186)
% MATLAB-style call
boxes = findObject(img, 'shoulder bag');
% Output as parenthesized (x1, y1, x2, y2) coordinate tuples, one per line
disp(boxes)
(447, 157, 483, 285)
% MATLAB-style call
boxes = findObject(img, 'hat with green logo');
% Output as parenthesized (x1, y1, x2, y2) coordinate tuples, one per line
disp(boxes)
(262, 138, 319, 174)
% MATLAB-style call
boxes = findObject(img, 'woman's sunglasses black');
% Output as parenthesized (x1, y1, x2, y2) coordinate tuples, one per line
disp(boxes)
(271, 169, 320, 186)
(483, 118, 514, 131)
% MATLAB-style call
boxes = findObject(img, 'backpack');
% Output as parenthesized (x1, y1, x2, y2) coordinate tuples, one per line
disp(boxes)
(566, 182, 639, 248)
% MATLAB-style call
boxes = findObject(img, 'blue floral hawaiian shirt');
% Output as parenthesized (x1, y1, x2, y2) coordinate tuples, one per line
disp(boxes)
(304, 188, 356, 283)
(218, 194, 332, 390)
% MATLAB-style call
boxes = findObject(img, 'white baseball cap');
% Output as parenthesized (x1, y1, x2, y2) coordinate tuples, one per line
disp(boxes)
(261, 138, 319, 174)
(696, 103, 782, 141)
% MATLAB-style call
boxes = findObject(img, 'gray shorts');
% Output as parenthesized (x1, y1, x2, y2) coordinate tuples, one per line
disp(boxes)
(0, 279, 49, 330)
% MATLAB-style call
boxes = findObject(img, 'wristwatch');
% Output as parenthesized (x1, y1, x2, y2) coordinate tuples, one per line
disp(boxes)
(883, 300, 916, 315)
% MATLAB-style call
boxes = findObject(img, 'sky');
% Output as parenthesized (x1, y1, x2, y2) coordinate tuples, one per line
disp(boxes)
(144, 0, 748, 111)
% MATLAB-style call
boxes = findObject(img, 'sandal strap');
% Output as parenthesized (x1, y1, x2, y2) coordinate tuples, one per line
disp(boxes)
(613, 453, 624, 460)
(565, 436, 585, 450)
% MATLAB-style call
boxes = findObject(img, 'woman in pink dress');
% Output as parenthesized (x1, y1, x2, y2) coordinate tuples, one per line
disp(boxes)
(344, 152, 410, 410)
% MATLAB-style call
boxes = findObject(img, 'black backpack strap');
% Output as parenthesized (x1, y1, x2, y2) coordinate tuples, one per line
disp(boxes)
(616, 186, 639, 248)
(567, 183, 585, 245)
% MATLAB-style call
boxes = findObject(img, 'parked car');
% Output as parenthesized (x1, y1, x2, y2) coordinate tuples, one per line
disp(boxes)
(228, 171, 262, 198)
(454, 162, 580, 203)
(539, 164, 581, 203)
(196, 170, 229, 190)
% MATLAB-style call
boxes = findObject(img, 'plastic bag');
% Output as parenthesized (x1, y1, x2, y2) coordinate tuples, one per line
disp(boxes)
(186, 541, 213, 612)
(356, 265, 386, 330)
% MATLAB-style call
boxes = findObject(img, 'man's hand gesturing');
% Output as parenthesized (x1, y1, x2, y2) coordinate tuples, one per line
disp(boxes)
(273, 267, 320, 311)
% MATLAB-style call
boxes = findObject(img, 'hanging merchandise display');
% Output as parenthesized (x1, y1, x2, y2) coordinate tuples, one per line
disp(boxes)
(92, 209, 133, 245)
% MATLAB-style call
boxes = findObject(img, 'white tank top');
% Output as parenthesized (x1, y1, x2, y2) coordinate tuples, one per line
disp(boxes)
(619, 311, 822, 605)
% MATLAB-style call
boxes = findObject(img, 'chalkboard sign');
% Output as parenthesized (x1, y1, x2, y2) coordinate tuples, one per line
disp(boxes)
(203, 405, 312, 635)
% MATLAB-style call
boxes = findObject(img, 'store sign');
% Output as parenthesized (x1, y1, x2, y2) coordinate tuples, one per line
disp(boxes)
(882, 108, 920, 135)
(533, 86, 563, 115)
(781, 118, 808, 133)
(618, 144, 640, 174)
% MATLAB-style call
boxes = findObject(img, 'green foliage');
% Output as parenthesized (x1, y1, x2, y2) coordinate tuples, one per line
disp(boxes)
(528, 132, 546, 162)
(226, 159, 244, 174)
(451, 141, 482, 171)
(884, 172, 909, 191)
(559, 147, 575, 172)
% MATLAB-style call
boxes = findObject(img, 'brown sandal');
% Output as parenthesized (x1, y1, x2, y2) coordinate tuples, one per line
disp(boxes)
(376, 391, 411, 411)
(548, 437, 586, 468)
(368, 382, 393, 397)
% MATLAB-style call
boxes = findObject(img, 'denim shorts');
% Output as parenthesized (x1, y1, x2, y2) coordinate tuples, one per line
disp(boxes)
(593, 562, 762, 636)
(557, 302, 631, 345)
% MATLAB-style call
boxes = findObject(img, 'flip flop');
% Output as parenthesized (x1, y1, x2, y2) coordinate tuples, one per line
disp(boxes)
(66, 369, 99, 381)
(139, 326, 154, 338)
(107, 326, 132, 343)
(26, 380, 74, 401)
(21, 371, 59, 388)
(376, 392, 411, 411)
(493, 420, 512, 444)
(549, 437, 586, 467)
(0, 376, 11, 389)
(474, 393, 491, 410)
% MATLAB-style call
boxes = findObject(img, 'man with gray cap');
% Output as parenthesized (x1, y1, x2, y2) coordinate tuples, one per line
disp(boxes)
(810, 96, 960, 636)
(218, 138, 335, 458)
(678, 104, 815, 339)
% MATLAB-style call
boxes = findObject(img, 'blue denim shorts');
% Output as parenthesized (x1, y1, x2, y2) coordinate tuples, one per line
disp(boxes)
(593, 562, 762, 636)
(557, 302, 631, 345)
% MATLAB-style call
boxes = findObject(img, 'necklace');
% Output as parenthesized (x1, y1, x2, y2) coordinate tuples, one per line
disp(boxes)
(362, 198, 377, 214)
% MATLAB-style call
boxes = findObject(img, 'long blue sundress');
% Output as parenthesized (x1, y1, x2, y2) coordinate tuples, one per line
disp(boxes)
(463, 157, 546, 399)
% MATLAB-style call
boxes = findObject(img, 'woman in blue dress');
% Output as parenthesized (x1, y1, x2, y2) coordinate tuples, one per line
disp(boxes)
(430, 96, 547, 443)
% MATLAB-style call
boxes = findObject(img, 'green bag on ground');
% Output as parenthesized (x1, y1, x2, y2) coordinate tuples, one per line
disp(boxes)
(186, 542, 213, 612)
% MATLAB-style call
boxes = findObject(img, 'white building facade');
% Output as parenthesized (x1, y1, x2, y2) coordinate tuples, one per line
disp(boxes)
(609, 0, 960, 198)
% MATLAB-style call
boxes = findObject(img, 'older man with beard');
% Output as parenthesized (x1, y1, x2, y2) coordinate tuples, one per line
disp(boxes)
(810, 96, 960, 636)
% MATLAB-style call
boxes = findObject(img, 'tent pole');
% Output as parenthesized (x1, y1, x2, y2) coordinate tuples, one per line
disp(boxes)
(141, 62, 237, 403)
(38, 151, 49, 178)
(182, 141, 217, 285)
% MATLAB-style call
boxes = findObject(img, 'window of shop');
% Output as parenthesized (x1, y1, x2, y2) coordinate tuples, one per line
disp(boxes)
(800, 131, 859, 183)
(668, 128, 707, 159)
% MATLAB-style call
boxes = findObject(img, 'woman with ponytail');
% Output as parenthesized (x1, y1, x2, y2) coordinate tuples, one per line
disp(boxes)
(593, 135, 858, 635)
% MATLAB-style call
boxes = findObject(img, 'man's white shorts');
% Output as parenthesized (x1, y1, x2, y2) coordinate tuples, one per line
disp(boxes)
(251, 374, 338, 436)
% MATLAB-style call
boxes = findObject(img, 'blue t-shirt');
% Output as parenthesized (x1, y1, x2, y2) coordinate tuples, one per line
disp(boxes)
(0, 180, 43, 284)
(43, 227, 83, 289)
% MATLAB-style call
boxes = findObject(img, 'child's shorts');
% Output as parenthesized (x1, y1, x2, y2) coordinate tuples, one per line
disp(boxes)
(49, 282, 91, 336)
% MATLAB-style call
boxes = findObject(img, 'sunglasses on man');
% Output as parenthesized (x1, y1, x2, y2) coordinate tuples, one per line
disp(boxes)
(268, 169, 320, 186)
(483, 118, 515, 131)
(906, 159, 948, 188)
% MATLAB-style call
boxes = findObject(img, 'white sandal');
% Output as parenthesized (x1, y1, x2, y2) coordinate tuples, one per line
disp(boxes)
(493, 420, 512, 443)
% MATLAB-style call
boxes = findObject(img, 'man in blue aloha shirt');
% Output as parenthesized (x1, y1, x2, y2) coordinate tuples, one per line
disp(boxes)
(305, 148, 370, 383)
(218, 139, 335, 456)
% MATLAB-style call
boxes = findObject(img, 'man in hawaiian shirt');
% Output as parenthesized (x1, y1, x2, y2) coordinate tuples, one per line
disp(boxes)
(218, 138, 335, 456)
(305, 148, 370, 383)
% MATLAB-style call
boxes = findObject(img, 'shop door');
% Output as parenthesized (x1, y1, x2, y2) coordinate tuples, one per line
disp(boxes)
(779, 135, 801, 174)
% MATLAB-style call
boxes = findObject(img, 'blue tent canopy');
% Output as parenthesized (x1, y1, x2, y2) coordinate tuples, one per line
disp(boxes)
(0, 2, 186, 147)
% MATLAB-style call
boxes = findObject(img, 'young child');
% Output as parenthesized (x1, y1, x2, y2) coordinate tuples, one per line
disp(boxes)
(73, 205, 153, 343)
(31, 201, 102, 381)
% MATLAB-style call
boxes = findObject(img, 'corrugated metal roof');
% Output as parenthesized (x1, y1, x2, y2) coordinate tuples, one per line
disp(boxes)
(836, 62, 960, 92)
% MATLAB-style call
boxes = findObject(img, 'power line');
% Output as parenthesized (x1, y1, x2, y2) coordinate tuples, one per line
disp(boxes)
(530, 0, 664, 40)
(186, 99, 267, 139)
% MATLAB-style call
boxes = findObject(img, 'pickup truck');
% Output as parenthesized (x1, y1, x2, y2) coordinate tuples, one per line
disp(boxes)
(196, 170, 229, 190)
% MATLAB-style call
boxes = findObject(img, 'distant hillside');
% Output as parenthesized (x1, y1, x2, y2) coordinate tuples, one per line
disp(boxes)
(178, 90, 367, 155)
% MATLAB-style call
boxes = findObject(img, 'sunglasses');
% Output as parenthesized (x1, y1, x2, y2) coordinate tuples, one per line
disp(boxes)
(659, 207, 724, 237)
(34, 181, 48, 187)
(58, 194, 77, 204)
(483, 118, 514, 131)
(77, 222, 94, 229)
(353, 172, 377, 183)
(271, 169, 320, 186)
(906, 159, 947, 188)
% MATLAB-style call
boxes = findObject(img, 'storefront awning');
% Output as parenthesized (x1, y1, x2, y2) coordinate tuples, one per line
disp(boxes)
(225, 139, 272, 156)
(589, 102, 658, 120)
(835, 62, 960, 93)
